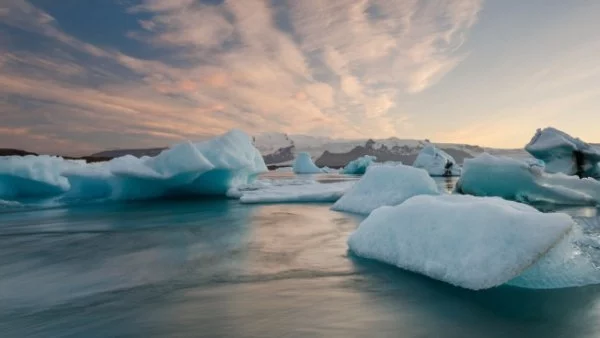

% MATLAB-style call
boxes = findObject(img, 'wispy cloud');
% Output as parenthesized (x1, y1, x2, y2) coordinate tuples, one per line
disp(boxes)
(0, 0, 482, 153)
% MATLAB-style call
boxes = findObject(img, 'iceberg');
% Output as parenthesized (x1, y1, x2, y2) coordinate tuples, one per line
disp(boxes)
(0, 130, 267, 201)
(525, 127, 600, 178)
(236, 181, 354, 204)
(0, 156, 77, 198)
(341, 155, 376, 175)
(226, 177, 317, 199)
(292, 152, 323, 174)
(457, 153, 600, 205)
(412, 145, 461, 176)
(332, 165, 439, 215)
(348, 194, 576, 290)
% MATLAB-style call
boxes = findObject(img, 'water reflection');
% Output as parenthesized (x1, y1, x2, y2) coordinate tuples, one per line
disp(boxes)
(0, 183, 599, 337)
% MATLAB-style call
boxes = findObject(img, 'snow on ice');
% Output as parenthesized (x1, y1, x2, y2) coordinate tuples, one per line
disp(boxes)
(457, 153, 600, 206)
(332, 165, 439, 215)
(526, 127, 600, 178)
(0, 130, 267, 201)
(292, 152, 323, 174)
(413, 145, 461, 176)
(348, 194, 577, 290)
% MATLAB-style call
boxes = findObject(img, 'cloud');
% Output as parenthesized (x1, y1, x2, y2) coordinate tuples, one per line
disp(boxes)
(0, 0, 482, 153)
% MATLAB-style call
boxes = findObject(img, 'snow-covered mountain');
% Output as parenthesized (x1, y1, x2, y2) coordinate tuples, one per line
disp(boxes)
(89, 132, 530, 167)
(253, 132, 529, 167)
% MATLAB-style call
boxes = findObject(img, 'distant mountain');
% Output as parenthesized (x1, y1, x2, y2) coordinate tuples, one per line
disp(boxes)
(90, 148, 166, 158)
(1, 133, 531, 167)
(252, 132, 526, 167)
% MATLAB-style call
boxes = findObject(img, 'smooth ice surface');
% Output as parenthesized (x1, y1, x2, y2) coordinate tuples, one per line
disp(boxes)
(292, 152, 322, 174)
(0, 130, 267, 201)
(332, 165, 439, 215)
(413, 145, 461, 176)
(341, 155, 376, 175)
(457, 153, 600, 205)
(526, 127, 600, 177)
(238, 181, 354, 204)
(348, 194, 574, 290)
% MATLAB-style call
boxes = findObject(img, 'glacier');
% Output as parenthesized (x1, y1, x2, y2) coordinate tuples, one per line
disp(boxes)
(526, 127, 600, 178)
(348, 194, 583, 290)
(332, 165, 439, 215)
(413, 145, 461, 176)
(341, 155, 376, 175)
(457, 153, 600, 205)
(0, 130, 267, 202)
(292, 152, 323, 174)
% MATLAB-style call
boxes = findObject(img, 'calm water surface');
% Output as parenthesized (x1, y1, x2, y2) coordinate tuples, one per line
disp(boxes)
(0, 175, 599, 337)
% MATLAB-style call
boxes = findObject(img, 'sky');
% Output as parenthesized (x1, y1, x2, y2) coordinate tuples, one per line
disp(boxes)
(1, 0, 600, 155)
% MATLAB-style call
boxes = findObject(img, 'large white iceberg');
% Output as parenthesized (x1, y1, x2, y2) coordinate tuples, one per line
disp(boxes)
(526, 127, 600, 178)
(332, 165, 439, 215)
(0, 130, 267, 201)
(457, 153, 600, 205)
(341, 155, 376, 175)
(348, 194, 576, 290)
(412, 145, 461, 176)
(292, 152, 323, 174)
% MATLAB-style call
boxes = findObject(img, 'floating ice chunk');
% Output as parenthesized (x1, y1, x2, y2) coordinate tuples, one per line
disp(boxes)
(508, 227, 600, 289)
(321, 166, 338, 173)
(293, 152, 323, 174)
(413, 145, 461, 176)
(238, 181, 354, 204)
(0, 156, 76, 198)
(348, 194, 574, 290)
(226, 178, 317, 198)
(1, 130, 267, 201)
(274, 167, 293, 172)
(374, 161, 403, 167)
(332, 165, 439, 215)
(342, 155, 376, 175)
(457, 153, 600, 205)
(526, 127, 600, 177)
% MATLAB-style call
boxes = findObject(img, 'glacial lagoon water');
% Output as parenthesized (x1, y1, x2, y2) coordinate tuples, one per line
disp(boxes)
(0, 175, 599, 337)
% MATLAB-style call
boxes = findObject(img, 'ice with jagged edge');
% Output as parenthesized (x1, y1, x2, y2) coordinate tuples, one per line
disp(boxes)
(457, 153, 600, 205)
(0, 130, 267, 202)
(332, 165, 439, 215)
(526, 127, 600, 177)
(348, 194, 600, 290)
(341, 155, 376, 175)
(413, 145, 461, 176)
(0, 156, 81, 198)
(292, 152, 323, 174)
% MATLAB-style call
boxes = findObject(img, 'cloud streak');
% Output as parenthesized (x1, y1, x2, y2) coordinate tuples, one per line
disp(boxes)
(0, 0, 481, 154)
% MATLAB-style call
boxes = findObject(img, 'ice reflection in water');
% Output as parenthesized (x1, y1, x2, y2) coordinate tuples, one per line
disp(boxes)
(0, 174, 598, 337)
